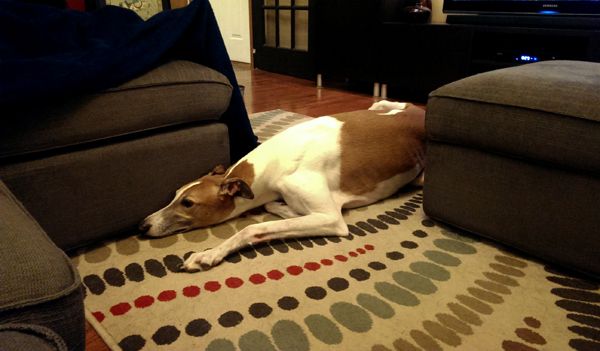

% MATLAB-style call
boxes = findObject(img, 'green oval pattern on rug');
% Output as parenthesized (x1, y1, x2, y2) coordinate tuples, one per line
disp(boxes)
(393, 271, 438, 294)
(148, 234, 178, 248)
(304, 314, 343, 345)
(356, 293, 395, 319)
(115, 237, 140, 256)
(435, 313, 474, 335)
(239, 330, 276, 351)
(375, 282, 420, 306)
(330, 302, 373, 333)
(423, 320, 462, 346)
(206, 339, 236, 351)
(183, 228, 210, 243)
(434, 239, 477, 255)
(410, 262, 451, 281)
(423, 250, 462, 267)
(210, 224, 236, 239)
(271, 320, 309, 351)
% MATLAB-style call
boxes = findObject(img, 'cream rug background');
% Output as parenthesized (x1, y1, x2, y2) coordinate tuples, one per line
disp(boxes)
(73, 110, 600, 351)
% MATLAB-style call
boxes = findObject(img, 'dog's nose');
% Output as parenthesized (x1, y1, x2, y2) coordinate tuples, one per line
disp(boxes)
(138, 221, 152, 233)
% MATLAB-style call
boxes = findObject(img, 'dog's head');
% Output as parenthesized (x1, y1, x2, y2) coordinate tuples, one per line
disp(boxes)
(139, 165, 254, 237)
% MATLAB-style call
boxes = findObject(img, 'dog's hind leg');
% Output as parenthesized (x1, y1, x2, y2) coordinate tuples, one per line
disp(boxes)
(264, 201, 302, 219)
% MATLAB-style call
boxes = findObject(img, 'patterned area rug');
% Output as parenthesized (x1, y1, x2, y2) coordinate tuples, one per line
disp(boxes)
(73, 110, 600, 351)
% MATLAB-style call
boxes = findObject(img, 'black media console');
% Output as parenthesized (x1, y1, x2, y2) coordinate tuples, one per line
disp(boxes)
(312, 1, 600, 101)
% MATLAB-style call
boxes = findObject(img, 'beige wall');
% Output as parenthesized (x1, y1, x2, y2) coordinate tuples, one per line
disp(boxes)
(431, 0, 448, 23)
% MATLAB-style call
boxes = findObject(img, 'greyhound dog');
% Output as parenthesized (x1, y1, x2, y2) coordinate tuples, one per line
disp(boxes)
(139, 101, 426, 272)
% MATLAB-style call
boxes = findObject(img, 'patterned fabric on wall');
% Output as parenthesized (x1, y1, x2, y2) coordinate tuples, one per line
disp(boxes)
(106, 0, 164, 20)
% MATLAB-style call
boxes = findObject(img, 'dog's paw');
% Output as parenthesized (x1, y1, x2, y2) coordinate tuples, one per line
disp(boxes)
(180, 249, 225, 272)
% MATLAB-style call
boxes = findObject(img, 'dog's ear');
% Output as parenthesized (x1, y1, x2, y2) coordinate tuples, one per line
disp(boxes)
(209, 164, 227, 176)
(219, 178, 254, 199)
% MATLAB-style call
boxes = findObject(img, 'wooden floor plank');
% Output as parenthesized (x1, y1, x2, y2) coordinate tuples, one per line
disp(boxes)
(84, 64, 377, 351)
(234, 63, 378, 116)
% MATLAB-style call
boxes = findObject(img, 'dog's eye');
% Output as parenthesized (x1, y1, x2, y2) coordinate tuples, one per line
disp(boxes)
(181, 198, 194, 208)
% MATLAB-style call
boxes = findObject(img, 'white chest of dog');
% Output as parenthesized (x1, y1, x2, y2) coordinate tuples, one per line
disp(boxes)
(140, 101, 426, 272)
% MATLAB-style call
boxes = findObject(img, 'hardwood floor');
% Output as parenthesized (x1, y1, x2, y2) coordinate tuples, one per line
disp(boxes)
(84, 63, 378, 351)
(86, 320, 110, 351)
(234, 63, 380, 116)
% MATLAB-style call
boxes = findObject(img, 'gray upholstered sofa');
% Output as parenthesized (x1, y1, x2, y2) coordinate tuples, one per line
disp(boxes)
(424, 60, 600, 278)
(0, 60, 241, 350)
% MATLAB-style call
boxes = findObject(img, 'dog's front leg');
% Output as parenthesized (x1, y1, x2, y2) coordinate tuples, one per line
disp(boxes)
(180, 225, 265, 272)
(181, 212, 347, 272)
(181, 174, 346, 272)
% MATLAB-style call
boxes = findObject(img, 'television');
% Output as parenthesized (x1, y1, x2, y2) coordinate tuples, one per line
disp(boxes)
(444, 0, 600, 27)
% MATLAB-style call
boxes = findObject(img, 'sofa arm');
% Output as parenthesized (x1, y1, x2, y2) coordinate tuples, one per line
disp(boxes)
(0, 324, 67, 351)
(0, 180, 85, 351)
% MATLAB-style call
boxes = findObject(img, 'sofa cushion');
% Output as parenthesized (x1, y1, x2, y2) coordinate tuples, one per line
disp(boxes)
(0, 60, 232, 160)
(427, 60, 600, 175)
(0, 181, 84, 350)
(1, 123, 229, 251)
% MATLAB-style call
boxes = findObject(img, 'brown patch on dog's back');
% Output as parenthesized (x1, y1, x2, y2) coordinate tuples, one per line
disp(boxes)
(333, 105, 426, 195)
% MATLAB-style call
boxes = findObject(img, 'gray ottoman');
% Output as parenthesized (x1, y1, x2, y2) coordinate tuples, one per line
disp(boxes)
(424, 60, 600, 278)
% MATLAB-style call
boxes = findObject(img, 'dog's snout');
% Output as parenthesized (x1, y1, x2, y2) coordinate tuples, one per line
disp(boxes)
(139, 221, 152, 233)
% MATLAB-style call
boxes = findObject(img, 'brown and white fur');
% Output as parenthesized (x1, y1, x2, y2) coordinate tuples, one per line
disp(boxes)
(140, 100, 426, 272)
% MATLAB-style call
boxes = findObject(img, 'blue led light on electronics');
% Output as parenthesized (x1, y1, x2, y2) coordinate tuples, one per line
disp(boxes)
(515, 55, 540, 62)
